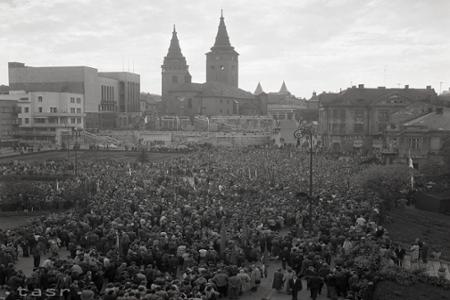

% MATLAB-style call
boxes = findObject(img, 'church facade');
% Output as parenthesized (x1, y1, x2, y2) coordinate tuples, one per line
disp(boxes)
(161, 12, 267, 117)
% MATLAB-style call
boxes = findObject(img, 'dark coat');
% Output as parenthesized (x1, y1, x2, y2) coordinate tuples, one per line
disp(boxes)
(272, 271, 284, 290)
(288, 278, 303, 294)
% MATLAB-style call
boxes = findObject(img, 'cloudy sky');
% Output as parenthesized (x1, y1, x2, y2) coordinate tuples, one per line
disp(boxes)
(1, 0, 449, 98)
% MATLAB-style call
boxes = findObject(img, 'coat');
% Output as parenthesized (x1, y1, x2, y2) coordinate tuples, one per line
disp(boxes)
(288, 278, 302, 295)
(272, 271, 284, 290)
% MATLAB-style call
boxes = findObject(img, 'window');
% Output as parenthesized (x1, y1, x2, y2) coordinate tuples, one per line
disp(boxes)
(354, 123, 364, 133)
(25, 118, 29, 124)
(70, 97, 75, 103)
(38, 96, 43, 102)
(409, 137, 422, 150)
(354, 110, 364, 123)
(71, 117, 76, 124)
(76, 97, 81, 104)
(18, 107, 22, 113)
(76, 117, 81, 124)
(70, 108, 76, 113)
(38, 107, 43, 113)
(50, 107, 57, 113)
(76, 108, 81, 114)
(378, 110, 389, 122)
(24, 107, 29, 113)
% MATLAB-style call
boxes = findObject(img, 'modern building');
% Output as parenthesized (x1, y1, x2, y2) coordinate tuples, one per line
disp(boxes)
(318, 84, 438, 152)
(0, 95, 18, 145)
(12, 91, 84, 145)
(161, 12, 266, 117)
(8, 62, 140, 130)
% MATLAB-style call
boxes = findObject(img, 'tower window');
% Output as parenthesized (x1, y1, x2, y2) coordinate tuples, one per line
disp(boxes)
(172, 76, 178, 83)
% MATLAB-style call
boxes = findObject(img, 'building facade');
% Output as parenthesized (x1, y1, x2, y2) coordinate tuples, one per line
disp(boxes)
(318, 85, 438, 153)
(384, 107, 450, 168)
(161, 12, 266, 117)
(0, 96, 18, 145)
(13, 91, 84, 145)
(8, 62, 140, 130)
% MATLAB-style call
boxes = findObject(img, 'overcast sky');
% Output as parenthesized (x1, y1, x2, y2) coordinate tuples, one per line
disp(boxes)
(1, 0, 449, 98)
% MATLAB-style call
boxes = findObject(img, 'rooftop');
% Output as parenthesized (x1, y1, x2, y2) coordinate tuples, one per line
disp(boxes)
(404, 108, 450, 131)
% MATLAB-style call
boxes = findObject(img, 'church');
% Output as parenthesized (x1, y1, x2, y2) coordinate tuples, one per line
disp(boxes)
(161, 12, 267, 117)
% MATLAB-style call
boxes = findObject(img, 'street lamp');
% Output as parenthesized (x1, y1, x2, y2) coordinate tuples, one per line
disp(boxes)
(293, 122, 317, 229)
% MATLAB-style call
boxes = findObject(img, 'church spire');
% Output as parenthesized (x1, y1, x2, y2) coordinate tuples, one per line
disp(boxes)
(166, 25, 183, 58)
(212, 10, 233, 49)
(279, 81, 290, 94)
(163, 25, 188, 71)
(254, 82, 264, 95)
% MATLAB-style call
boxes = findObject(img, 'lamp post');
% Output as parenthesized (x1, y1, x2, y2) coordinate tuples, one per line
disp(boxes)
(294, 122, 317, 229)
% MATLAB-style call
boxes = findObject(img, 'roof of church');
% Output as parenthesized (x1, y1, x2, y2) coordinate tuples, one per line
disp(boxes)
(279, 81, 290, 94)
(210, 11, 236, 53)
(170, 81, 254, 100)
(166, 26, 183, 58)
(163, 26, 188, 67)
(254, 82, 264, 95)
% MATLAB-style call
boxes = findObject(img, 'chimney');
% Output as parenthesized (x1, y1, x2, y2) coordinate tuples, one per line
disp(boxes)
(404, 85, 409, 89)
(426, 85, 432, 90)
(436, 107, 443, 114)
(358, 84, 364, 89)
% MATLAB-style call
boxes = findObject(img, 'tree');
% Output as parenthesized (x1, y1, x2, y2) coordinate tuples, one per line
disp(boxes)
(352, 164, 414, 210)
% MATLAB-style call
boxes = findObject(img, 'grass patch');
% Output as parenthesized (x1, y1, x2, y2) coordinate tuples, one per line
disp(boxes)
(385, 207, 450, 260)
(374, 280, 450, 300)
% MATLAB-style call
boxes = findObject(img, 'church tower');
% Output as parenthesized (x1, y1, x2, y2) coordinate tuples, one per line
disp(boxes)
(161, 26, 191, 100)
(206, 11, 239, 88)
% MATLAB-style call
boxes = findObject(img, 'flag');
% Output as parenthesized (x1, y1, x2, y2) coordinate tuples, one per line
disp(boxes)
(408, 149, 414, 190)
(116, 231, 120, 249)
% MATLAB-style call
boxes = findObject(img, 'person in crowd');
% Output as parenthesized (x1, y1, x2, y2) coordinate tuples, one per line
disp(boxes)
(0, 147, 412, 300)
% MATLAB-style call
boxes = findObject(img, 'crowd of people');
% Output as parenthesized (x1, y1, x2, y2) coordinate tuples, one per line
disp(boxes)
(0, 147, 421, 299)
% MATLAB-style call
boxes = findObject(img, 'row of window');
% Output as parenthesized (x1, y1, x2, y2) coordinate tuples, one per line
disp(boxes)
(20, 107, 82, 114)
(37, 96, 82, 104)
(18, 117, 82, 125)
(0, 106, 15, 113)
(70, 97, 82, 104)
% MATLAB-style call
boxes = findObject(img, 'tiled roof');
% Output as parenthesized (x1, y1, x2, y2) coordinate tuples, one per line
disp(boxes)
(404, 108, 450, 131)
(319, 87, 437, 106)
(201, 82, 254, 99)
(170, 82, 254, 99)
